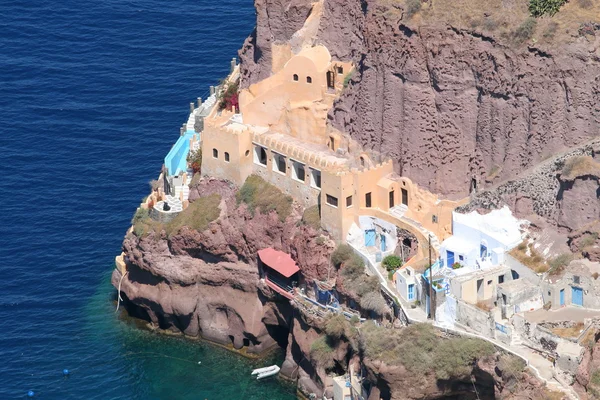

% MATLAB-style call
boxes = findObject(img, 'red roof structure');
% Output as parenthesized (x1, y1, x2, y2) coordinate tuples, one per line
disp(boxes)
(258, 248, 299, 278)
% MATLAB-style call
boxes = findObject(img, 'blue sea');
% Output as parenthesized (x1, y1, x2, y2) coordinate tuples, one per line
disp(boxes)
(0, 1, 296, 398)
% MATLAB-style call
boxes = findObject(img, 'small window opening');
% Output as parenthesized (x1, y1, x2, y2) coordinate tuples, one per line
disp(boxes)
(432, 215, 438, 223)
(310, 169, 321, 189)
(253, 145, 267, 166)
(291, 160, 305, 182)
(213, 148, 218, 159)
(337, 66, 343, 74)
(272, 152, 286, 174)
(574, 276, 581, 284)
(224, 152, 230, 162)
(326, 71, 335, 89)
(360, 156, 365, 167)
(346, 195, 353, 208)
(245, 150, 250, 157)
(293, 74, 299, 81)
(365, 192, 372, 208)
(306, 76, 312, 84)
(326, 194, 338, 207)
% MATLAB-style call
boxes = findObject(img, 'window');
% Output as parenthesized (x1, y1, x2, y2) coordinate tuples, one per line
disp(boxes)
(360, 156, 365, 167)
(213, 148, 218, 158)
(499, 275, 504, 284)
(291, 160, 305, 182)
(293, 74, 299, 81)
(574, 275, 581, 284)
(306, 76, 312, 84)
(408, 284, 415, 301)
(459, 255, 464, 261)
(337, 66, 343, 74)
(245, 150, 250, 157)
(432, 215, 438, 223)
(365, 192, 372, 208)
(389, 190, 394, 208)
(487, 280, 492, 285)
(346, 195, 353, 208)
(310, 168, 321, 189)
(326, 194, 338, 207)
(253, 144, 267, 166)
(272, 152, 286, 174)
(224, 152, 230, 162)
(511, 270, 520, 280)
(326, 71, 335, 89)
(401, 188, 408, 206)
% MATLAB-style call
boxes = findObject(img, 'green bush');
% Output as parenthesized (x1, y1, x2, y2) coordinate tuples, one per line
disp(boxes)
(310, 336, 335, 368)
(341, 254, 366, 280)
(236, 175, 293, 222)
(301, 205, 321, 230)
(343, 71, 355, 88)
(513, 17, 537, 44)
(405, 0, 421, 19)
(452, 262, 463, 270)
(529, 0, 568, 17)
(325, 314, 348, 340)
(166, 194, 221, 236)
(382, 255, 402, 271)
(331, 244, 354, 267)
(548, 253, 573, 275)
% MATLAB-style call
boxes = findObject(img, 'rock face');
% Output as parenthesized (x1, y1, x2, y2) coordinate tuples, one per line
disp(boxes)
(113, 178, 334, 353)
(240, 0, 600, 199)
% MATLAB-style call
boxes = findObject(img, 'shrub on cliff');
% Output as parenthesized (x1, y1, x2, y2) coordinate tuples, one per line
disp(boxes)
(166, 194, 221, 236)
(359, 292, 389, 315)
(310, 336, 335, 369)
(236, 175, 293, 222)
(331, 244, 354, 267)
(360, 322, 495, 379)
(513, 17, 537, 44)
(218, 80, 239, 112)
(404, 0, 421, 19)
(301, 205, 321, 230)
(529, 0, 567, 17)
(561, 156, 600, 180)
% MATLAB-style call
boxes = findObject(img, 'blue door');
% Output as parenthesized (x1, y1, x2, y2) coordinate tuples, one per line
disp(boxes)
(560, 289, 565, 306)
(380, 235, 387, 252)
(365, 229, 376, 247)
(446, 250, 455, 267)
(408, 284, 414, 301)
(572, 287, 583, 306)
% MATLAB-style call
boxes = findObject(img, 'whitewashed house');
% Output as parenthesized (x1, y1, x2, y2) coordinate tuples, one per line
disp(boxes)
(395, 266, 419, 304)
(440, 206, 524, 270)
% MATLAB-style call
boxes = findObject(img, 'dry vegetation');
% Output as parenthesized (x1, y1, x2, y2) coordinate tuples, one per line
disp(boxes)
(510, 240, 548, 273)
(165, 194, 221, 236)
(551, 321, 584, 338)
(388, 0, 600, 47)
(360, 323, 495, 379)
(301, 205, 321, 230)
(131, 194, 221, 238)
(236, 175, 293, 222)
(561, 156, 600, 180)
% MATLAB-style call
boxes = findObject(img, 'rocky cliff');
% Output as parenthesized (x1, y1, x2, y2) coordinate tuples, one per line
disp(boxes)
(240, 0, 600, 199)
(113, 178, 334, 353)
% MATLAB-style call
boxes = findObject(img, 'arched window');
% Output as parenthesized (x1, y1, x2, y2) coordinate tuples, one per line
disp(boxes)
(245, 150, 250, 157)
(224, 152, 230, 162)
(213, 148, 218, 159)
(360, 156, 365, 167)
(306, 76, 312, 84)
(293, 74, 299, 81)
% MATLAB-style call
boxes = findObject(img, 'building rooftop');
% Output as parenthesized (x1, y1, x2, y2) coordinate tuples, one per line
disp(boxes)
(498, 278, 536, 295)
(258, 248, 300, 277)
(453, 205, 525, 249)
(451, 264, 510, 283)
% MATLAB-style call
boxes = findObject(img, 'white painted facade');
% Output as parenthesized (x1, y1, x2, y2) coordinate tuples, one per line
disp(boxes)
(395, 266, 419, 303)
(440, 206, 525, 270)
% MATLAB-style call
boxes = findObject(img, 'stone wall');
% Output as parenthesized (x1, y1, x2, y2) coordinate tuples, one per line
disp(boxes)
(455, 299, 494, 338)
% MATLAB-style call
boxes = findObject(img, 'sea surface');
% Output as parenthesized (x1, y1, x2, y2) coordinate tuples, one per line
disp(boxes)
(0, 1, 296, 398)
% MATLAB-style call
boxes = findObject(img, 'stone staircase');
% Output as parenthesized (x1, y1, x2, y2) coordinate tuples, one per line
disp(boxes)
(174, 185, 189, 202)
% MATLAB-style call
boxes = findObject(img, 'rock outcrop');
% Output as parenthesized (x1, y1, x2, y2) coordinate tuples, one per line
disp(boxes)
(113, 178, 334, 353)
(240, 0, 600, 199)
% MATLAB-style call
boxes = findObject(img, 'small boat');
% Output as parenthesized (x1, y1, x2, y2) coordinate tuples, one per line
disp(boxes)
(251, 365, 280, 380)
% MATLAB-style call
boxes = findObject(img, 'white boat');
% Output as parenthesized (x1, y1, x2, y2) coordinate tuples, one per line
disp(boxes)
(251, 365, 280, 380)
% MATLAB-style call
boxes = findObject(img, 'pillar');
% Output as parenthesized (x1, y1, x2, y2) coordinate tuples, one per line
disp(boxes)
(197, 97, 202, 108)
(210, 86, 215, 96)
(230, 57, 237, 73)
(189, 102, 195, 114)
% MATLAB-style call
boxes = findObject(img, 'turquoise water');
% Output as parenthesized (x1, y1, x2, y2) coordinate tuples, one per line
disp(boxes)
(0, 0, 297, 398)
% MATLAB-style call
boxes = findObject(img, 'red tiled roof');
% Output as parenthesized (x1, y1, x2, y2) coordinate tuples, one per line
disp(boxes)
(258, 248, 299, 278)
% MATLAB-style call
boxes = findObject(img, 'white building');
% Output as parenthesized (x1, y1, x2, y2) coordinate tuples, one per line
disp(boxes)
(395, 266, 419, 304)
(440, 206, 525, 270)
